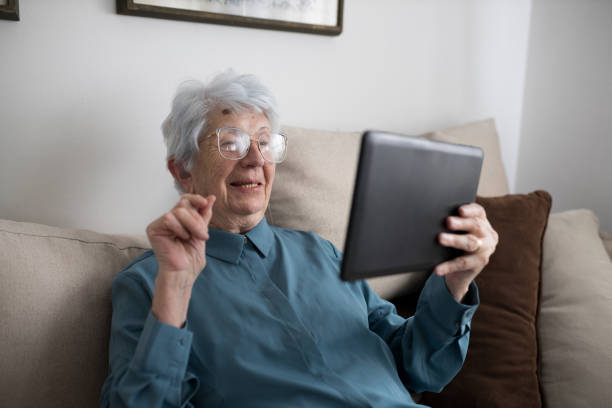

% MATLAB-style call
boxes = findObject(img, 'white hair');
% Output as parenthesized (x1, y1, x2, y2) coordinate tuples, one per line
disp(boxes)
(161, 70, 279, 192)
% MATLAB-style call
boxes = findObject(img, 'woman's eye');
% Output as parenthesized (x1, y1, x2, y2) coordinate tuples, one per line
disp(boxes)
(221, 142, 237, 151)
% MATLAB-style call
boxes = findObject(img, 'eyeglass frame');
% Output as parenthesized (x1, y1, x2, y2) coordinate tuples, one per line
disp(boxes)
(203, 126, 288, 163)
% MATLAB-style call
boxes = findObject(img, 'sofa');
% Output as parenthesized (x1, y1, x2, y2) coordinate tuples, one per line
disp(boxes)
(1, 119, 611, 407)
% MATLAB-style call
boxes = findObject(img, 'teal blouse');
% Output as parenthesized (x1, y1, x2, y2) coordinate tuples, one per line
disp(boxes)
(101, 218, 478, 407)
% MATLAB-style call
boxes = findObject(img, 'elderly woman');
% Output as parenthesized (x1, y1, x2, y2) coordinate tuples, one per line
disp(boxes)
(101, 71, 497, 407)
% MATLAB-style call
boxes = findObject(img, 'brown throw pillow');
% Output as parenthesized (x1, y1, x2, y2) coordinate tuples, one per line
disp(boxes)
(421, 190, 552, 408)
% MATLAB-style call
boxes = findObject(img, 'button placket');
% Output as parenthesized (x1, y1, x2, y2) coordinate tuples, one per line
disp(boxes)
(249, 248, 328, 374)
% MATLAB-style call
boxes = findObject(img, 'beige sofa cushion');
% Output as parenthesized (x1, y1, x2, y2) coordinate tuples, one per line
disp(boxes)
(538, 210, 612, 408)
(270, 126, 360, 252)
(422, 118, 510, 197)
(270, 120, 509, 299)
(0, 219, 149, 408)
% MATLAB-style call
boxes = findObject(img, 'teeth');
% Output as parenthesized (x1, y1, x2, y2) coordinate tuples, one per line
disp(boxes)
(239, 183, 258, 188)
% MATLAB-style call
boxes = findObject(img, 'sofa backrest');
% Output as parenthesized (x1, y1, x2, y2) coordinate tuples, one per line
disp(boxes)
(0, 219, 149, 408)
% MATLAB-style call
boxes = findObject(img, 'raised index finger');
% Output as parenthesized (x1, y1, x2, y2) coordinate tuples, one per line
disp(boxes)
(177, 194, 212, 213)
(197, 195, 216, 219)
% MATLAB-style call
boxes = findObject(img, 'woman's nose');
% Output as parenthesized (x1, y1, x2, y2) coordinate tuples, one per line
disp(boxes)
(240, 139, 265, 166)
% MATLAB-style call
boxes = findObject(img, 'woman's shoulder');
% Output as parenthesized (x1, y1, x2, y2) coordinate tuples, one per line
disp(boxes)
(269, 224, 323, 243)
(269, 225, 342, 259)
(113, 249, 158, 288)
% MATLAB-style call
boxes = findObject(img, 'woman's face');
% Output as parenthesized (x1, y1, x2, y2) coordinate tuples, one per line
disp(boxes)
(185, 107, 275, 234)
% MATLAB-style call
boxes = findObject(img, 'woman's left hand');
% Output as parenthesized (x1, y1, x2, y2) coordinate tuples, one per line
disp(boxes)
(434, 203, 498, 302)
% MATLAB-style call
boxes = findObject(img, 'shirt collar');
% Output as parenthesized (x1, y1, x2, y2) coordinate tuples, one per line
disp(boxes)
(206, 217, 274, 264)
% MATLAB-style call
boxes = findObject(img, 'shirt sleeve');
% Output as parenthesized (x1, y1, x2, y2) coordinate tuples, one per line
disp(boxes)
(100, 272, 199, 408)
(362, 273, 479, 394)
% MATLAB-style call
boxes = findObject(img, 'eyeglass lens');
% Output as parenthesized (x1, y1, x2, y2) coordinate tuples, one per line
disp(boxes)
(217, 128, 287, 163)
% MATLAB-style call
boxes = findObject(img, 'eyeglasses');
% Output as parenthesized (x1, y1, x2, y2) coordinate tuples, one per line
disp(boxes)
(204, 127, 288, 163)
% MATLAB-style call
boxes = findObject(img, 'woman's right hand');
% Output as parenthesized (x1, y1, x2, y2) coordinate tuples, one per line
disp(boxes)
(146, 194, 216, 327)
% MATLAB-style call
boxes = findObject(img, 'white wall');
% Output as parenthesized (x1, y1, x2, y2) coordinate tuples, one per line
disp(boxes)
(516, 0, 612, 232)
(0, 0, 531, 234)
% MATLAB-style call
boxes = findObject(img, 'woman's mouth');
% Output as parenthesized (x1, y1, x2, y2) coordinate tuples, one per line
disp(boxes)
(229, 181, 263, 190)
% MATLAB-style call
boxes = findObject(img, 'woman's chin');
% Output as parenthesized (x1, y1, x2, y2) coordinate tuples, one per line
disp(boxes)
(230, 202, 266, 219)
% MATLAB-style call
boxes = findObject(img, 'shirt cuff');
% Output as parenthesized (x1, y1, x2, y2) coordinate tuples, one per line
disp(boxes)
(130, 311, 194, 382)
(417, 274, 479, 338)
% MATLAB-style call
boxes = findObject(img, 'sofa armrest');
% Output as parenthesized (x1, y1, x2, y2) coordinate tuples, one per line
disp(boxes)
(0, 219, 150, 407)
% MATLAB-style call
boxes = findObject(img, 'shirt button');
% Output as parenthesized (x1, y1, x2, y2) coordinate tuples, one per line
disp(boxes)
(179, 338, 186, 346)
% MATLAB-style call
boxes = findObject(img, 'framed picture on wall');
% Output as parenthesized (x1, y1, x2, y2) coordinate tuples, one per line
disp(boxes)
(116, 0, 343, 36)
(0, 0, 19, 21)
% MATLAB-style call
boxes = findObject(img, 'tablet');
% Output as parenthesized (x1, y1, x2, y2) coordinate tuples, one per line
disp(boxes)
(340, 130, 483, 281)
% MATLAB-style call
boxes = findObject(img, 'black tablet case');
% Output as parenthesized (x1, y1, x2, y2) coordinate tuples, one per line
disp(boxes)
(340, 130, 483, 281)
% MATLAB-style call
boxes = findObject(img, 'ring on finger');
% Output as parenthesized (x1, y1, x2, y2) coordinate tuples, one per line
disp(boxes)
(473, 238, 483, 252)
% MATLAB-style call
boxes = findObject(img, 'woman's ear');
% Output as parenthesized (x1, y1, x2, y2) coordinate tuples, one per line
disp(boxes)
(167, 157, 195, 193)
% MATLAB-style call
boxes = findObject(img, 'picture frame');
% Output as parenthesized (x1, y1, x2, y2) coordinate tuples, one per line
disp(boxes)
(0, 0, 19, 21)
(116, 0, 343, 36)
